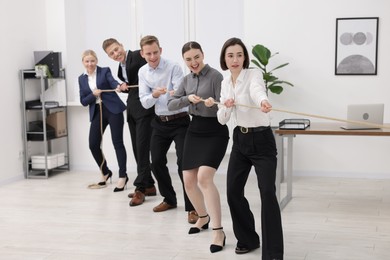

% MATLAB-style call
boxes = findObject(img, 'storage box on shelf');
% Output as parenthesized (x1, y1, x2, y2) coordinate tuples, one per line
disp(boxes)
(31, 153, 66, 170)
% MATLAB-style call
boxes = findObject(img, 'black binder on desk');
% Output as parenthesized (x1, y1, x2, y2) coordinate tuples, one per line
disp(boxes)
(279, 119, 310, 130)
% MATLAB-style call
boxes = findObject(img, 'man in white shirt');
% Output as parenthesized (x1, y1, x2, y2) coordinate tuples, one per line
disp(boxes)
(138, 35, 197, 223)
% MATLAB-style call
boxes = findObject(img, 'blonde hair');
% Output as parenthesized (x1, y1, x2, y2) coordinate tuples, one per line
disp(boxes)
(82, 49, 98, 62)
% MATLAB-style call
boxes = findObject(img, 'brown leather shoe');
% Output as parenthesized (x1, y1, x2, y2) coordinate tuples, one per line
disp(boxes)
(187, 210, 199, 224)
(128, 186, 157, 198)
(153, 201, 177, 212)
(129, 191, 145, 207)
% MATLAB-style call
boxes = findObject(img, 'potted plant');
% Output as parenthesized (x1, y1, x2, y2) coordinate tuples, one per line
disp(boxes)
(251, 44, 293, 95)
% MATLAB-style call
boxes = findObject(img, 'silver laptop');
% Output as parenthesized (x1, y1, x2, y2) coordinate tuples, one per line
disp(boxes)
(341, 104, 384, 130)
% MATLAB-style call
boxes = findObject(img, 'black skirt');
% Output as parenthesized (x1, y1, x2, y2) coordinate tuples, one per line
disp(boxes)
(182, 115, 229, 170)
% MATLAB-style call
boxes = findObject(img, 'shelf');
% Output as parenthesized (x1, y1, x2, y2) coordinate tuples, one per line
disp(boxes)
(26, 134, 68, 142)
(26, 164, 70, 179)
(20, 68, 70, 179)
(22, 69, 66, 79)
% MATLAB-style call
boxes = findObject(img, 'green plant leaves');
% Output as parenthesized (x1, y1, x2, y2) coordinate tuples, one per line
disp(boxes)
(252, 44, 271, 66)
(269, 85, 284, 94)
(251, 44, 293, 95)
(251, 59, 265, 71)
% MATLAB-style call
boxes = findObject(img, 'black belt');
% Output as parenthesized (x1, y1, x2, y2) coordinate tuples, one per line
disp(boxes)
(238, 126, 270, 134)
(158, 112, 188, 122)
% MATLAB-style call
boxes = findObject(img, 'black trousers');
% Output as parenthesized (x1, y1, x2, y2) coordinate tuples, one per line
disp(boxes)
(127, 112, 155, 191)
(150, 115, 194, 211)
(89, 103, 127, 178)
(227, 127, 283, 260)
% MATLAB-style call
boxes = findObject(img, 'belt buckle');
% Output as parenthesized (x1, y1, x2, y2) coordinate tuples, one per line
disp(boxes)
(165, 116, 169, 122)
(240, 127, 248, 134)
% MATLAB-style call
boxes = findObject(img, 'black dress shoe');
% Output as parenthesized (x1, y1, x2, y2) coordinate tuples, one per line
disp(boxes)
(235, 244, 260, 254)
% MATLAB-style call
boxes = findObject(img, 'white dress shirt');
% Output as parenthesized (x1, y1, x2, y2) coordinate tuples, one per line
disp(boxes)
(138, 57, 187, 116)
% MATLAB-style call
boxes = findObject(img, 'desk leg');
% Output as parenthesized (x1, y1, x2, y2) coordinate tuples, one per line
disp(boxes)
(275, 133, 283, 204)
(279, 135, 294, 210)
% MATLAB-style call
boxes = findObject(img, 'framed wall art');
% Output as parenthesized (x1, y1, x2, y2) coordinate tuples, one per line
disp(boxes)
(335, 17, 379, 75)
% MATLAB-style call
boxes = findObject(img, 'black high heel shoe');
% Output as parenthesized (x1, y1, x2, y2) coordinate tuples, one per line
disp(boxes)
(97, 171, 112, 186)
(113, 176, 128, 192)
(210, 227, 226, 253)
(188, 214, 210, 234)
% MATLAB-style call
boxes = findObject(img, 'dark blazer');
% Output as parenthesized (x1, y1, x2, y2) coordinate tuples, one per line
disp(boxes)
(79, 66, 126, 121)
(118, 50, 154, 119)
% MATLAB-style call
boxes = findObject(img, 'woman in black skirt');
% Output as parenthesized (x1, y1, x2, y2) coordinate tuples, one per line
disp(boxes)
(167, 41, 229, 253)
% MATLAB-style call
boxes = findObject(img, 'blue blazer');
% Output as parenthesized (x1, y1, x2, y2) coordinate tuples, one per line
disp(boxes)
(79, 66, 126, 121)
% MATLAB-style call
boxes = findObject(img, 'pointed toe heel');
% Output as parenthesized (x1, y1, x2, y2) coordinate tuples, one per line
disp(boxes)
(210, 227, 226, 253)
(113, 176, 129, 192)
(188, 214, 210, 234)
(97, 171, 112, 186)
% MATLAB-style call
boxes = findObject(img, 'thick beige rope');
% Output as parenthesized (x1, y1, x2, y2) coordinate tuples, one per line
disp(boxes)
(201, 99, 389, 130)
(87, 99, 107, 189)
(100, 85, 138, 92)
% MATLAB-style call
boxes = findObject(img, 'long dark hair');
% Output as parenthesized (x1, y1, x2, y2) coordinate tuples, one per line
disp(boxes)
(220, 37, 249, 71)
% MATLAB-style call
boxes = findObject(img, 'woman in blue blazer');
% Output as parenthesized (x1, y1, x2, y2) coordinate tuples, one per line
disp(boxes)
(79, 49, 128, 192)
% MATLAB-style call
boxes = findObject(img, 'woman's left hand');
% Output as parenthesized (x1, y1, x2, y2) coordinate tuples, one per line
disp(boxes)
(204, 97, 215, 107)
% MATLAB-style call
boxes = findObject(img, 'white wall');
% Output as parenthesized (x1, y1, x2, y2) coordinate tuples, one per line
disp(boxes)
(65, 0, 244, 173)
(1, 0, 389, 185)
(0, 0, 48, 184)
(244, 0, 390, 177)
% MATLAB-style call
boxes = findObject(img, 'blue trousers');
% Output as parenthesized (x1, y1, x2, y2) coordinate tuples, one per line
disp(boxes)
(89, 103, 127, 178)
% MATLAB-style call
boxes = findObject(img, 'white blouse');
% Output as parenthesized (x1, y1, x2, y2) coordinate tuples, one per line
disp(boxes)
(217, 68, 270, 128)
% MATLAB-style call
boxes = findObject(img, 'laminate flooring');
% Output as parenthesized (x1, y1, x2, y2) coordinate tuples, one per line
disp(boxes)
(1, 168, 390, 259)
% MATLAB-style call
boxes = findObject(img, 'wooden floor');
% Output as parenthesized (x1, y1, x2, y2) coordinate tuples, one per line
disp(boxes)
(1, 169, 390, 260)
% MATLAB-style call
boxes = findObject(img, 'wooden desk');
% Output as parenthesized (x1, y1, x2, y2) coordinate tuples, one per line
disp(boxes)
(274, 122, 390, 210)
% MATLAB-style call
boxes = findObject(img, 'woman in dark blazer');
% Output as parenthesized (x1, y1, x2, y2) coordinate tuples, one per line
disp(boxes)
(79, 49, 128, 192)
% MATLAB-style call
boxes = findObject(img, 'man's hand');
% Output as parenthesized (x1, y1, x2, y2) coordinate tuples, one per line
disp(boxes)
(152, 87, 168, 98)
(118, 83, 129, 92)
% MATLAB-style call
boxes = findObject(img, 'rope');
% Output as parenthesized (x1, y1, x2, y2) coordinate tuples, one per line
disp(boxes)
(88, 90, 113, 189)
(200, 99, 389, 130)
(100, 84, 138, 92)
(87, 99, 107, 189)
(98, 100, 106, 174)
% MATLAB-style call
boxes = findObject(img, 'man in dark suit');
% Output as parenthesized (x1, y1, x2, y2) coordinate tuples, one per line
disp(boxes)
(103, 38, 156, 206)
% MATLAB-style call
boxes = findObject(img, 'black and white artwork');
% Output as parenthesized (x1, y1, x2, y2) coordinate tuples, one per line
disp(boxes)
(335, 17, 379, 75)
